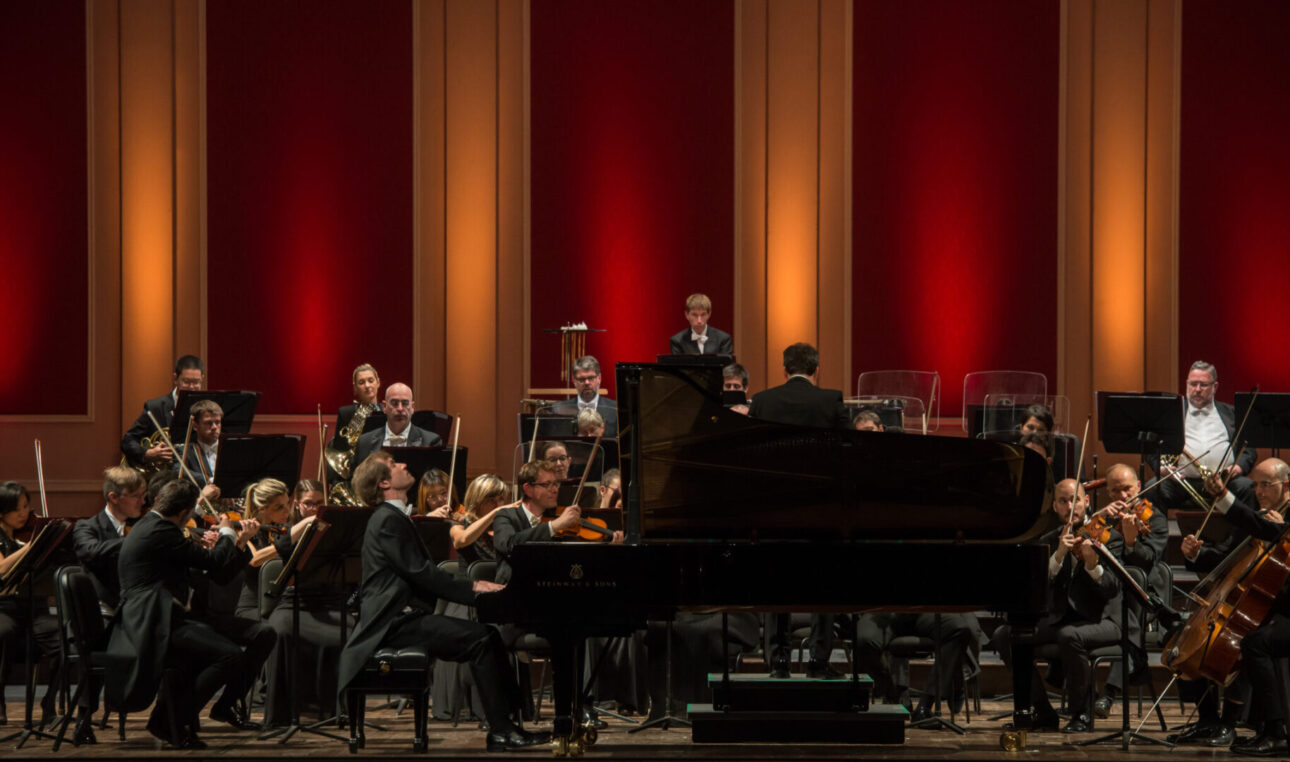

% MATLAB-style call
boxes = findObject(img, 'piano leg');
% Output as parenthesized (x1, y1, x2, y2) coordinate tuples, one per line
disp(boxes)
(548, 634, 579, 755)
(1002, 622, 1037, 751)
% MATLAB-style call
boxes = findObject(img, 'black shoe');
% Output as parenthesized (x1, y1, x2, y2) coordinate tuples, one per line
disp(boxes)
(1061, 714, 1093, 733)
(581, 708, 608, 730)
(1231, 732, 1289, 757)
(1003, 711, 1060, 734)
(805, 661, 845, 680)
(485, 728, 553, 752)
(1092, 694, 1112, 719)
(177, 732, 207, 750)
(73, 714, 98, 746)
(769, 650, 790, 679)
(1167, 722, 1231, 745)
(1203, 725, 1237, 748)
(210, 702, 262, 731)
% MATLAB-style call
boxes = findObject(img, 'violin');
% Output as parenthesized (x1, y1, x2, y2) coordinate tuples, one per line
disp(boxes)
(1071, 498, 1154, 543)
(541, 506, 617, 542)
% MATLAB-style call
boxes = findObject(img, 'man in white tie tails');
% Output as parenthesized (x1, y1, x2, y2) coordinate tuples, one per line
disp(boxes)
(669, 292, 734, 356)
(353, 382, 442, 466)
(1152, 360, 1257, 513)
(551, 356, 618, 437)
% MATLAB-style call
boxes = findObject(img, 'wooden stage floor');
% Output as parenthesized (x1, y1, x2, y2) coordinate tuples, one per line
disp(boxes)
(0, 695, 1237, 760)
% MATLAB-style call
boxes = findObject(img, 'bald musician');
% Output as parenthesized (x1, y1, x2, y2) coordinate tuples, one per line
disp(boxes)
(353, 383, 441, 466)
(121, 354, 204, 468)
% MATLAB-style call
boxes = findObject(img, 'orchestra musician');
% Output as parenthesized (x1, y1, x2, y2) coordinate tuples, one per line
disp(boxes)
(332, 363, 382, 448)
(0, 482, 65, 730)
(74, 466, 147, 617)
(415, 468, 456, 518)
(180, 399, 224, 487)
(722, 362, 751, 415)
(1153, 361, 1257, 513)
(750, 343, 850, 679)
(433, 474, 509, 722)
(993, 478, 1122, 733)
(1093, 463, 1170, 717)
(1193, 461, 1290, 756)
(104, 480, 261, 749)
(337, 456, 549, 751)
(533, 441, 572, 481)
(494, 459, 588, 585)
(576, 409, 606, 438)
(853, 409, 885, 432)
(120, 354, 204, 469)
(550, 356, 618, 438)
(599, 468, 622, 509)
(1162, 461, 1290, 747)
(1019, 404, 1054, 435)
(669, 293, 733, 356)
(352, 383, 441, 466)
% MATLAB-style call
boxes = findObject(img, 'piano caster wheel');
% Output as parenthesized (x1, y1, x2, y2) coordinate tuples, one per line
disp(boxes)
(413, 737, 427, 752)
(568, 737, 586, 757)
(348, 739, 360, 754)
(552, 736, 569, 756)
(999, 728, 1027, 751)
(580, 721, 599, 746)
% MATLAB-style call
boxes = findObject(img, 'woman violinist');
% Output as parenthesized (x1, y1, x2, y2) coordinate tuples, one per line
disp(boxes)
(414, 469, 456, 518)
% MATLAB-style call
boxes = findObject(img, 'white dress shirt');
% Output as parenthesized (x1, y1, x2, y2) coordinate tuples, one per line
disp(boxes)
(692, 330, 708, 353)
(1184, 402, 1230, 476)
(578, 394, 600, 414)
(383, 423, 411, 447)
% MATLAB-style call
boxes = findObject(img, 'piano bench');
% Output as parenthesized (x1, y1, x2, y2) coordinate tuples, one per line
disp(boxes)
(346, 646, 432, 754)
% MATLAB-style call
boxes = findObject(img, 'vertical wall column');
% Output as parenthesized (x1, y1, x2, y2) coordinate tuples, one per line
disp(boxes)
(736, 0, 851, 393)
(1059, 0, 1180, 453)
(415, 0, 527, 475)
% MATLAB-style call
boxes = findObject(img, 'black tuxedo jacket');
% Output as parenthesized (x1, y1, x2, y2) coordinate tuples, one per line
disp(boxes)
(748, 376, 850, 430)
(336, 501, 475, 693)
(72, 509, 128, 611)
(1039, 526, 1121, 624)
(1150, 401, 1258, 476)
(120, 393, 174, 466)
(104, 511, 249, 712)
(179, 443, 217, 487)
(550, 397, 619, 438)
(669, 326, 733, 356)
(491, 505, 553, 585)
(353, 423, 442, 468)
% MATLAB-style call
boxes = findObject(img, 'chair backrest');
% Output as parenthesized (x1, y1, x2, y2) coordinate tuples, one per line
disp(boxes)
(56, 565, 108, 660)
(259, 558, 285, 619)
(466, 560, 498, 584)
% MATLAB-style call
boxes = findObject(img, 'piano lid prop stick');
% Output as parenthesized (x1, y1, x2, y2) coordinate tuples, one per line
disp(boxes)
(446, 415, 461, 506)
(33, 439, 49, 518)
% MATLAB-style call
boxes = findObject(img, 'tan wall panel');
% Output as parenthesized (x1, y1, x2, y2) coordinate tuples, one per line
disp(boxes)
(765, 0, 819, 364)
(173, 0, 204, 359)
(496, 0, 528, 473)
(735, 0, 769, 391)
(817, 0, 849, 393)
(1090, 0, 1147, 396)
(414, 0, 447, 409)
(120, 0, 176, 419)
(1144, 0, 1180, 393)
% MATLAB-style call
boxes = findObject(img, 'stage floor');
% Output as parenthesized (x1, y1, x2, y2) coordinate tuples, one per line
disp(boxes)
(0, 695, 1226, 760)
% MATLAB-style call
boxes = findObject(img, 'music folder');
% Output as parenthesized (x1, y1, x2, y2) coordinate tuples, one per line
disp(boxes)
(172, 390, 260, 442)
(384, 445, 469, 506)
(214, 433, 305, 499)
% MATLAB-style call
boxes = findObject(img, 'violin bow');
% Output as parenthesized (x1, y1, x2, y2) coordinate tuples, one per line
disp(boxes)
(446, 414, 461, 509)
(33, 439, 49, 519)
(1066, 415, 1092, 535)
(147, 410, 219, 519)
(1212, 385, 1259, 483)
(1196, 443, 1251, 539)
(569, 431, 605, 510)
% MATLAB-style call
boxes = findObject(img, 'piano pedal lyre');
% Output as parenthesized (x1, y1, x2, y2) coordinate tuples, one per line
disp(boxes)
(999, 728, 1027, 751)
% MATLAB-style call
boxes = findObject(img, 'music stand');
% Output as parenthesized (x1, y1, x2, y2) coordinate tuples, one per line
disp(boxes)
(261, 507, 371, 745)
(0, 519, 74, 748)
(171, 390, 260, 441)
(1097, 393, 1184, 458)
(1235, 392, 1290, 457)
(384, 445, 468, 505)
(654, 354, 733, 366)
(518, 413, 577, 442)
(214, 433, 305, 498)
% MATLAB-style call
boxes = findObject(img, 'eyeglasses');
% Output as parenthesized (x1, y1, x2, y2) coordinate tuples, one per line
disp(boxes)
(1187, 381, 1214, 389)
(1254, 481, 1286, 490)
(386, 399, 413, 408)
(532, 481, 560, 489)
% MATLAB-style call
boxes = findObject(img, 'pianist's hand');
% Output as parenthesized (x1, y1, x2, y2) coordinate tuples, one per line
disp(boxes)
(473, 580, 504, 594)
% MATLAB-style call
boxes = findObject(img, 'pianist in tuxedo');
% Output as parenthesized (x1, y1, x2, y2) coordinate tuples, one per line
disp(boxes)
(332, 363, 382, 446)
(353, 382, 441, 466)
(120, 354, 204, 469)
(336, 455, 549, 751)
(993, 478, 1122, 733)
(749, 342, 850, 678)
(669, 292, 733, 356)
(104, 480, 260, 749)
(179, 398, 223, 487)
(550, 356, 618, 438)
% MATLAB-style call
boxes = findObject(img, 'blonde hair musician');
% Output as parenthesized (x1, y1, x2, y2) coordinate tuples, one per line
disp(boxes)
(243, 477, 318, 568)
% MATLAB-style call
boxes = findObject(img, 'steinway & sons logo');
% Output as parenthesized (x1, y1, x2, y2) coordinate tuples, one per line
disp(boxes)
(534, 562, 616, 589)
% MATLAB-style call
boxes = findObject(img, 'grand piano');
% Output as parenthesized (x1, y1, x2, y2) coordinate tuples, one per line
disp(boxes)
(477, 362, 1054, 753)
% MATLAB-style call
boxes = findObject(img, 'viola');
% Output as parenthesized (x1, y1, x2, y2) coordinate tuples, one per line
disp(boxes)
(541, 506, 616, 542)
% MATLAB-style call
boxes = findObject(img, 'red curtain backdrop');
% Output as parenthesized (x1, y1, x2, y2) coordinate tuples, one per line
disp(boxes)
(0, 1, 88, 414)
(1179, 2, 1290, 398)
(207, 0, 413, 414)
(851, 0, 1059, 416)
(530, 0, 735, 397)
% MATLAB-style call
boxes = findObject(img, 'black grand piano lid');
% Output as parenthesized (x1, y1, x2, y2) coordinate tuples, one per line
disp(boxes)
(617, 362, 1052, 543)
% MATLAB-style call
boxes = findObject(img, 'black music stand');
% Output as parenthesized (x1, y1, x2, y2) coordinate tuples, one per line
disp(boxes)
(261, 506, 371, 745)
(214, 433, 305, 498)
(1072, 546, 1173, 751)
(171, 390, 260, 441)
(1097, 392, 1184, 460)
(0, 519, 74, 748)
(1236, 392, 1290, 458)
(518, 413, 577, 442)
(384, 445, 468, 505)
